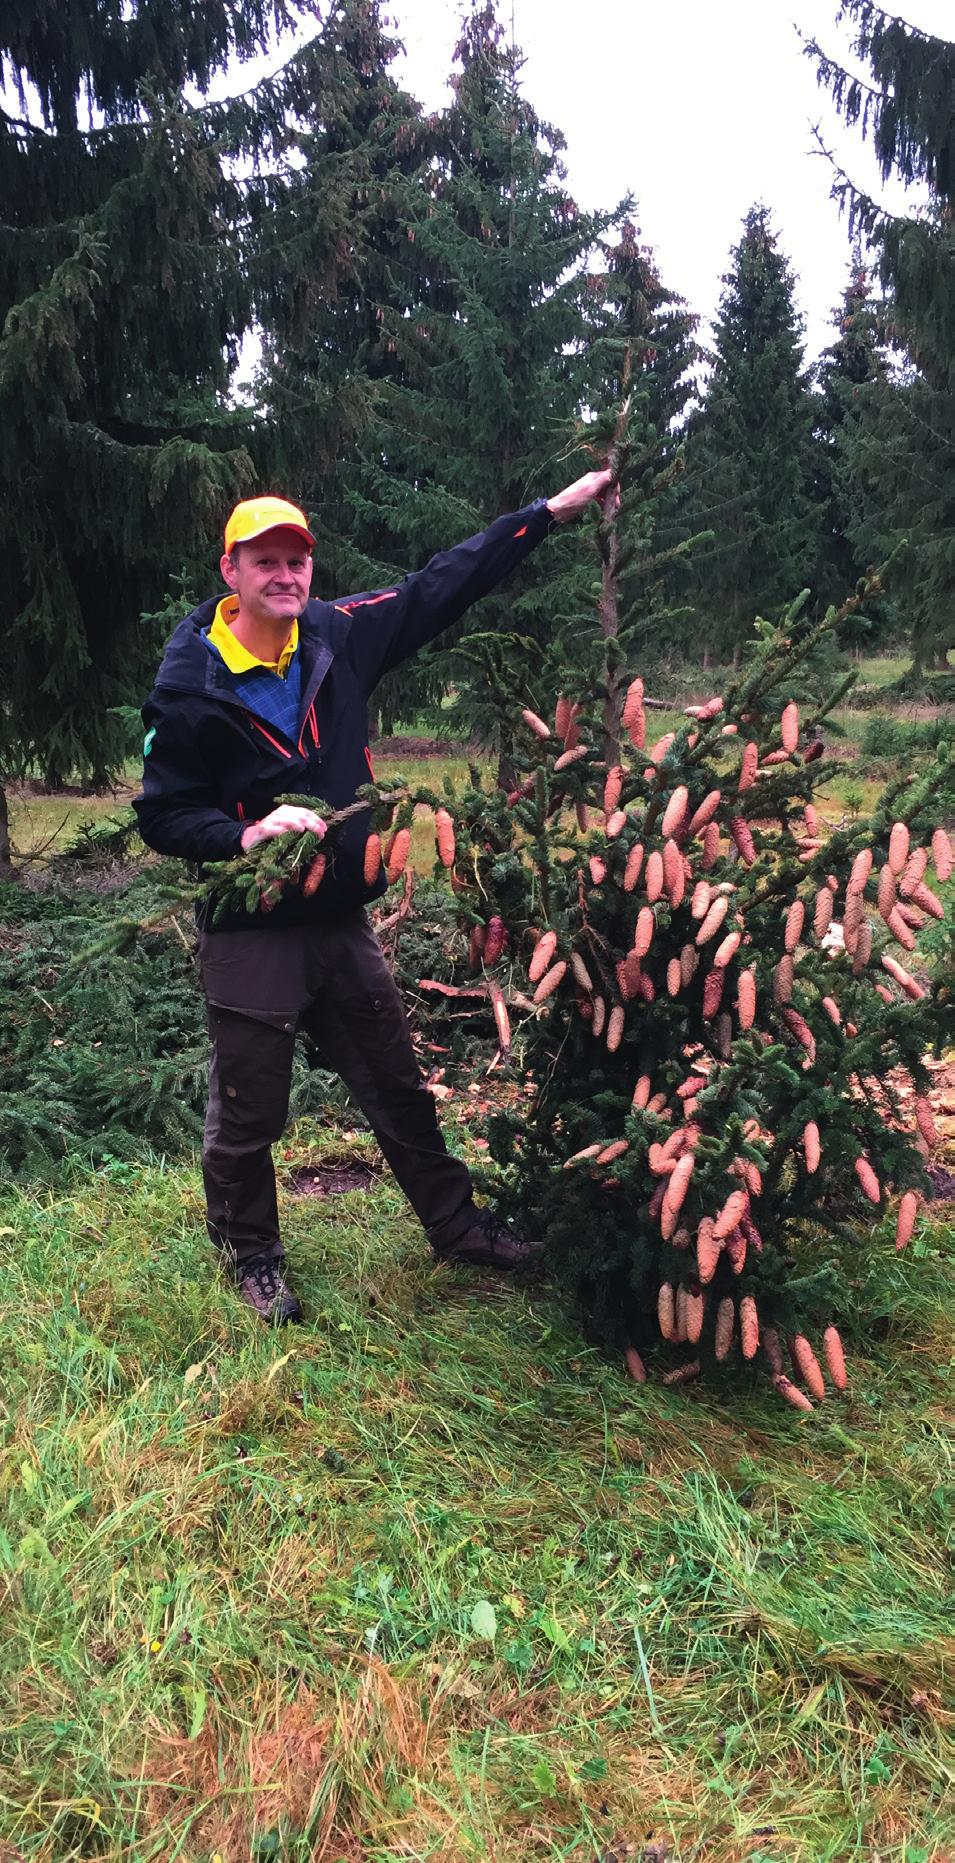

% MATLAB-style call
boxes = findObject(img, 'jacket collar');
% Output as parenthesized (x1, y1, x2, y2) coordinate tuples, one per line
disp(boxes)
(153, 596, 346, 701)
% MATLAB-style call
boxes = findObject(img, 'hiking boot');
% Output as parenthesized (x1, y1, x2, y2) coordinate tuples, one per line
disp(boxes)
(434, 1208, 537, 1272)
(234, 1256, 303, 1324)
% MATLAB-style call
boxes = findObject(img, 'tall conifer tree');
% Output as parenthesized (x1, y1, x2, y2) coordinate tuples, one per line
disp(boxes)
(0, 3, 354, 870)
(683, 207, 819, 665)
(805, 4, 954, 676)
(813, 256, 891, 641)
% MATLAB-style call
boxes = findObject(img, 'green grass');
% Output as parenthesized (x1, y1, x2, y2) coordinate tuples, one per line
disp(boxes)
(1, 1138, 951, 1862)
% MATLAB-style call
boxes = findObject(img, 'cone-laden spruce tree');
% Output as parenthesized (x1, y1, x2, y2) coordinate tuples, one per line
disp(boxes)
(0, 1, 358, 873)
(805, 3, 954, 679)
(683, 207, 820, 665)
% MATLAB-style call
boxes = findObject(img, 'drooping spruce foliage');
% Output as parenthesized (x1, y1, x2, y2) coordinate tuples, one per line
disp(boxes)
(805, 3, 954, 678)
(313, 3, 624, 741)
(681, 206, 820, 665)
(0, 0, 364, 869)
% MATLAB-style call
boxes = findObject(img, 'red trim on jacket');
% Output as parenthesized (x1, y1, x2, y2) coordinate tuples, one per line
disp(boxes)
(247, 716, 293, 759)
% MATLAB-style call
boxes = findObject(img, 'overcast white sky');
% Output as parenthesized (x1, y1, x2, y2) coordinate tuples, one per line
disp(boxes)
(385, 0, 949, 360)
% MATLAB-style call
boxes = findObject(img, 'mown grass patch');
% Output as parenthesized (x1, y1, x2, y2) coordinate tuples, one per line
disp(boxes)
(1, 1147, 951, 1862)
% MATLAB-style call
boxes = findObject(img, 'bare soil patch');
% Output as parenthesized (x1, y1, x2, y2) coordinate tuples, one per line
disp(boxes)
(287, 1160, 379, 1197)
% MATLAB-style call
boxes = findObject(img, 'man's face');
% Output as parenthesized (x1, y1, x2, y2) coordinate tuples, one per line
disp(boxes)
(220, 526, 314, 626)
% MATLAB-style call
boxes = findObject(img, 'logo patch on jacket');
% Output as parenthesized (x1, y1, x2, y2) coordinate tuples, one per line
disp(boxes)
(143, 727, 156, 757)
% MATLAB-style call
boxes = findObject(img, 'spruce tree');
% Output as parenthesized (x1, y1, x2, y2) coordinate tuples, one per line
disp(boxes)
(330, 0, 623, 742)
(0, 2, 356, 872)
(812, 255, 892, 643)
(805, 5, 954, 677)
(683, 207, 819, 665)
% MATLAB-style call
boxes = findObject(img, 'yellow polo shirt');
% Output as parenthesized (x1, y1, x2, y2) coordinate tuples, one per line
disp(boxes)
(207, 596, 299, 677)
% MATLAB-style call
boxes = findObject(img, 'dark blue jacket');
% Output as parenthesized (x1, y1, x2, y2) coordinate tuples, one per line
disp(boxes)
(133, 498, 556, 929)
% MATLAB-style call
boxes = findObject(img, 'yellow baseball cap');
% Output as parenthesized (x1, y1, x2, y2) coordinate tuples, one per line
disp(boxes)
(224, 495, 315, 555)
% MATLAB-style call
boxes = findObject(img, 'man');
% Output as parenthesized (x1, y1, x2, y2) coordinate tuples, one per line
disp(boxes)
(134, 470, 611, 1322)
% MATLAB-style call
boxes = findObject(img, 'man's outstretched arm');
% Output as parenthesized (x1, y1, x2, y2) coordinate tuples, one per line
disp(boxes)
(337, 469, 615, 693)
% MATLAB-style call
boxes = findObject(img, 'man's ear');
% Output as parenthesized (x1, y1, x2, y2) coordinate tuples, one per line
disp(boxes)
(220, 549, 240, 591)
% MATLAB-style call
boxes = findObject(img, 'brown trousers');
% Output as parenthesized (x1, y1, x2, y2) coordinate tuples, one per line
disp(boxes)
(199, 910, 475, 1268)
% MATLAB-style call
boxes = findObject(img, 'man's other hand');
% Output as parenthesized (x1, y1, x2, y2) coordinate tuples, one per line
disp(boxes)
(240, 805, 327, 852)
(546, 467, 617, 523)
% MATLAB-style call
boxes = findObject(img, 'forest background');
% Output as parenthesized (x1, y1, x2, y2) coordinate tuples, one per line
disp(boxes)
(0, 3, 952, 1859)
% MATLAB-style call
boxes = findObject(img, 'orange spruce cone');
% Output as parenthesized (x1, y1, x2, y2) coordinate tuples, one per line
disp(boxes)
(881, 953, 925, 1000)
(302, 851, 327, 896)
(701, 821, 720, 869)
(686, 1288, 705, 1344)
(575, 801, 590, 833)
(521, 707, 550, 739)
(847, 847, 873, 896)
(877, 865, 897, 916)
(730, 816, 755, 865)
(737, 967, 757, 1029)
(690, 880, 711, 921)
(606, 1005, 625, 1052)
(563, 1143, 601, 1168)
(738, 741, 758, 792)
(696, 1217, 721, 1284)
(632, 1073, 652, 1110)
(914, 1096, 937, 1147)
(667, 957, 682, 997)
(434, 808, 456, 868)
(484, 915, 506, 966)
(528, 929, 557, 982)
(887, 820, 909, 875)
(487, 979, 511, 1053)
(686, 788, 722, 837)
(772, 955, 794, 1004)
(774, 1375, 814, 1412)
(899, 847, 928, 896)
(822, 1326, 848, 1391)
(854, 1156, 881, 1203)
(680, 942, 699, 987)
(621, 676, 644, 732)
(813, 887, 833, 938)
(386, 826, 411, 883)
(645, 850, 664, 903)
(886, 907, 916, 951)
(589, 855, 607, 885)
(665, 1153, 695, 1216)
(468, 925, 485, 970)
(931, 826, 952, 882)
(532, 960, 567, 1004)
(896, 1189, 918, 1250)
(554, 694, 573, 742)
(363, 832, 382, 886)
(702, 968, 725, 1017)
(663, 838, 684, 901)
(553, 744, 588, 772)
(634, 906, 655, 958)
(696, 895, 730, 945)
(910, 880, 944, 920)
(713, 929, 742, 968)
(570, 950, 594, 993)
(624, 1345, 647, 1383)
(657, 1281, 676, 1341)
(662, 785, 689, 839)
(791, 1335, 825, 1400)
(597, 1139, 629, 1166)
(603, 765, 623, 817)
(740, 1296, 759, 1360)
(781, 1006, 815, 1059)
(780, 700, 799, 753)
(714, 1189, 748, 1239)
(714, 1297, 735, 1362)
(623, 842, 645, 892)
(607, 808, 627, 840)
(661, 1359, 701, 1386)
(803, 1120, 821, 1173)
(650, 732, 675, 766)
(784, 900, 805, 952)
(592, 995, 606, 1037)
(821, 995, 842, 1026)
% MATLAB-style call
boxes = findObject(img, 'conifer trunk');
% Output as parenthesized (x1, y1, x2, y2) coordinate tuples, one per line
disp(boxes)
(0, 778, 12, 879)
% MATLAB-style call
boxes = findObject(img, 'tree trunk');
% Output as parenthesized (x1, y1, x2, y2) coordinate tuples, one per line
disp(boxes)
(0, 777, 13, 879)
